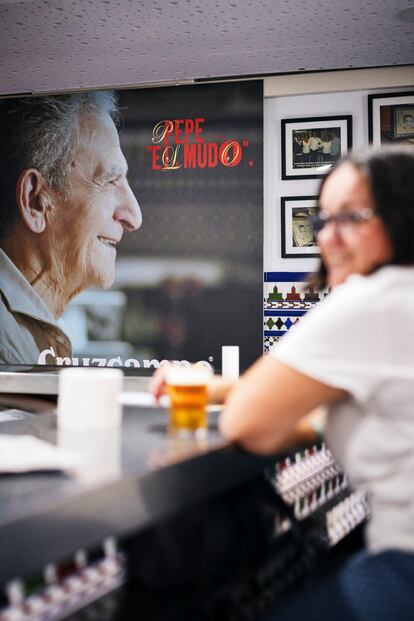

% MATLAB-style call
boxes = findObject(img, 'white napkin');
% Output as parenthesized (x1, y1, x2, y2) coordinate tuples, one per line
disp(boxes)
(0, 434, 82, 473)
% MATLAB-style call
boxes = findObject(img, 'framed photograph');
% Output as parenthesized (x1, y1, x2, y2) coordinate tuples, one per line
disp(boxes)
(281, 196, 320, 258)
(368, 91, 414, 146)
(281, 115, 352, 180)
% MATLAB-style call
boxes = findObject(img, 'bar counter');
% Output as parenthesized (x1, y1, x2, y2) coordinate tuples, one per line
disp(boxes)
(0, 404, 272, 587)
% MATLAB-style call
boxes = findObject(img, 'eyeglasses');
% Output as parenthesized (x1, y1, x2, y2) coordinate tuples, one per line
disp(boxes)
(311, 207, 376, 235)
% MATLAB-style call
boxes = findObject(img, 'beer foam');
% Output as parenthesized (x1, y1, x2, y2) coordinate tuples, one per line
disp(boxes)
(166, 366, 212, 386)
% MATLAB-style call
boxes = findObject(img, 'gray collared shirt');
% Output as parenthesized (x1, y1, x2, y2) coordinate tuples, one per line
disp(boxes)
(0, 249, 72, 365)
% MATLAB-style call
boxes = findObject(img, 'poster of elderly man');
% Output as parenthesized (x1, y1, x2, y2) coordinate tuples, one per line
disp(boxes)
(0, 92, 142, 366)
(0, 82, 263, 371)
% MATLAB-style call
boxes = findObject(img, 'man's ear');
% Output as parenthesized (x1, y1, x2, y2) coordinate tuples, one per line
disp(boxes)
(16, 169, 52, 234)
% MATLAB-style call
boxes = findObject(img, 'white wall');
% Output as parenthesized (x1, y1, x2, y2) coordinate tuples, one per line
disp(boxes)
(264, 81, 414, 273)
(264, 66, 414, 97)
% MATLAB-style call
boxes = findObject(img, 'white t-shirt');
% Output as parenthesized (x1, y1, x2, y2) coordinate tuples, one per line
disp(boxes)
(272, 266, 414, 553)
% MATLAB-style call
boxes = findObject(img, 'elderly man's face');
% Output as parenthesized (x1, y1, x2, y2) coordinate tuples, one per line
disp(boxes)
(49, 113, 141, 292)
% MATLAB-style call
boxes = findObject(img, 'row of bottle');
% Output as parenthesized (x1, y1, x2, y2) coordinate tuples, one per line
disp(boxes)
(275, 444, 342, 503)
(326, 491, 370, 546)
(0, 539, 124, 621)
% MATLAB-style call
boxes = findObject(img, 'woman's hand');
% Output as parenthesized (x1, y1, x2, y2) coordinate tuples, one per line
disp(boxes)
(149, 365, 169, 403)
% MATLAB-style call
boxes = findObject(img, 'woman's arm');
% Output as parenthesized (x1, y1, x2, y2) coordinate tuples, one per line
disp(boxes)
(219, 355, 346, 455)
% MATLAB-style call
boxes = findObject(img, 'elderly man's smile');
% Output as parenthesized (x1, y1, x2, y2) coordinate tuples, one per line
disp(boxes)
(97, 235, 119, 249)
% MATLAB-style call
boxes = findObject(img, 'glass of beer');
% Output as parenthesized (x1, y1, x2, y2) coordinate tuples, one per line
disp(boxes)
(166, 366, 212, 438)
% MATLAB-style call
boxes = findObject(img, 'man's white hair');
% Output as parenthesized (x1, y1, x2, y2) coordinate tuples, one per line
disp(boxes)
(20, 91, 118, 188)
(0, 91, 118, 238)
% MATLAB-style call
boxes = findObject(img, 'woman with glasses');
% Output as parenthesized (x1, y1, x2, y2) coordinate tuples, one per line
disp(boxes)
(219, 146, 414, 621)
(151, 147, 414, 620)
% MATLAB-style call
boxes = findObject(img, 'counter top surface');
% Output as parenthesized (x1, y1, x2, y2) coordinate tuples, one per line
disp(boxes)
(0, 370, 150, 394)
(0, 403, 271, 584)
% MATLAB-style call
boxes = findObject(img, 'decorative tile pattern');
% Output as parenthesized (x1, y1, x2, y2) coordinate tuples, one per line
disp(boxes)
(264, 335, 282, 353)
(263, 271, 329, 354)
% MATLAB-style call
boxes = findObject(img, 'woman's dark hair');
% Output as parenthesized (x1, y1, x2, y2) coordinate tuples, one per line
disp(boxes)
(312, 146, 414, 289)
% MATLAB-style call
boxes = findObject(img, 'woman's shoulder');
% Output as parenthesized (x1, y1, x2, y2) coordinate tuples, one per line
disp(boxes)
(299, 266, 407, 320)
(342, 265, 414, 300)
(316, 266, 414, 327)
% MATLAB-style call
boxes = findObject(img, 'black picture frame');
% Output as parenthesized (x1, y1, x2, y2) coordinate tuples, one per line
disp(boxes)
(368, 91, 414, 146)
(281, 115, 352, 180)
(281, 195, 320, 259)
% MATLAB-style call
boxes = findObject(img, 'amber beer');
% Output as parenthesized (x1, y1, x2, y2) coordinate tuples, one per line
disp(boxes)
(166, 366, 212, 436)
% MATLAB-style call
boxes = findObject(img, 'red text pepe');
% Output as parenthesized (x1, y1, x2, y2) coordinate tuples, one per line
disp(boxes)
(146, 118, 249, 171)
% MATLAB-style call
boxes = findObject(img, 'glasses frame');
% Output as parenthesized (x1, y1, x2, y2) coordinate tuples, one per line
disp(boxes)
(312, 207, 377, 235)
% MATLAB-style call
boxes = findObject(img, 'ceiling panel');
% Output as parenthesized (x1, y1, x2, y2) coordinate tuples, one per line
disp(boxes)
(0, 0, 413, 95)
